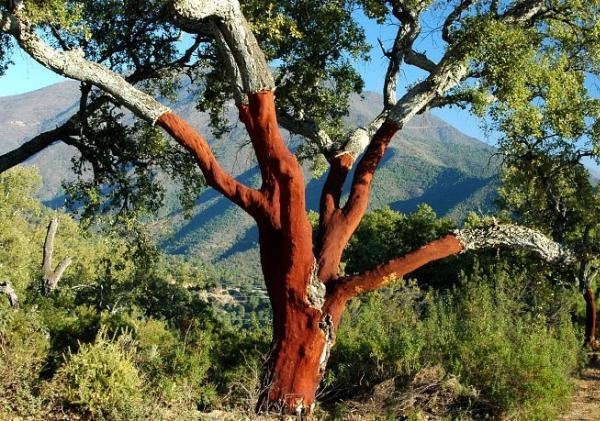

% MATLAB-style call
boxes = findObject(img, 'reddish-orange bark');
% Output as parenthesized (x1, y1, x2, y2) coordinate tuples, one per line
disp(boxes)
(236, 92, 325, 413)
(320, 153, 353, 225)
(156, 112, 267, 217)
(343, 121, 400, 222)
(332, 234, 464, 298)
(316, 121, 400, 283)
(584, 287, 597, 347)
(157, 94, 469, 416)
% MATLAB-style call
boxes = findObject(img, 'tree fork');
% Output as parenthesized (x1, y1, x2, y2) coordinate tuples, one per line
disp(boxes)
(42, 217, 72, 295)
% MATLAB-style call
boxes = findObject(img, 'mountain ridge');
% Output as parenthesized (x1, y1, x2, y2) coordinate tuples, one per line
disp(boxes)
(0, 81, 499, 281)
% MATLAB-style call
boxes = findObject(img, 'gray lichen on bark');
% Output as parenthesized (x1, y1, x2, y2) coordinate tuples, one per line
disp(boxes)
(455, 224, 575, 266)
(306, 260, 326, 310)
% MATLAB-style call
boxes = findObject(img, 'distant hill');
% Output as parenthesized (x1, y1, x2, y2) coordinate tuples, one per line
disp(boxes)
(0, 82, 498, 282)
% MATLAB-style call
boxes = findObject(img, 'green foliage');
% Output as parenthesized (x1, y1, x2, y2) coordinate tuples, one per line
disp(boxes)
(344, 205, 454, 275)
(328, 265, 582, 419)
(0, 168, 224, 419)
(0, 167, 45, 296)
(52, 329, 146, 420)
(22, 0, 83, 29)
(0, 308, 49, 416)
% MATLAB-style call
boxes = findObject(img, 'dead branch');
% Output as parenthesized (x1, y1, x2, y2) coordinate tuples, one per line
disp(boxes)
(42, 217, 73, 294)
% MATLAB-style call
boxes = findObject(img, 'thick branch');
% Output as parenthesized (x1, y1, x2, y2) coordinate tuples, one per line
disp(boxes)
(0, 125, 74, 173)
(382, 7, 421, 108)
(343, 121, 401, 223)
(0, 280, 18, 308)
(331, 224, 574, 299)
(42, 217, 72, 294)
(333, 113, 387, 164)
(1, 12, 170, 123)
(172, 0, 274, 94)
(319, 154, 353, 225)
(156, 112, 267, 215)
(455, 224, 575, 265)
(404, 49, 437, 73)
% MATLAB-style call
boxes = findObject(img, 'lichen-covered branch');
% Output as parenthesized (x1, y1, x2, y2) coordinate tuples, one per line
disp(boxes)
(330, 224, 575, 300)
(172, 0, 274, 95)
(455, 224, 575, 265)
(1, 12, 170, 123)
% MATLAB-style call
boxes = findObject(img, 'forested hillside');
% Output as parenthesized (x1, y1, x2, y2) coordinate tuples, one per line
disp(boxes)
(0, 83, 498, 282)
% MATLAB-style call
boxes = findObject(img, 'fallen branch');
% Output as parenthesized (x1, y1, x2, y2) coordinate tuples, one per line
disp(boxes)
(0, 279, 18, 308)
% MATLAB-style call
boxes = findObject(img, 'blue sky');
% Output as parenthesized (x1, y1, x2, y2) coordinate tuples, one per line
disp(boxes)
(0, 49, 66, 95)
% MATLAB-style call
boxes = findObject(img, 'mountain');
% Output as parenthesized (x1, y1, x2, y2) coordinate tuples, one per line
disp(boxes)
(0, 82, 498, 283)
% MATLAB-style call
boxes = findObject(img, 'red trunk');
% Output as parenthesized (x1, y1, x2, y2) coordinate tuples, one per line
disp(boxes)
(157, 93, 469, 415)
(584, 287, 597, 347)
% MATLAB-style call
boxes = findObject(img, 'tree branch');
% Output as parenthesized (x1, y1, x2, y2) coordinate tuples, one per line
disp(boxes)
(382, 5, 423, 109)
(156, 112, 268, 215)
(342, 121, 401, 222)
(0, 30, 205, 174)
(172, 0, 274, 95)
(319, 154, 353, 226)
(442, 0, 474, 43)
(0, 125, 74, 173)
(1, 12, 171, 123)
(276, 110, 333, 155)
(404, 49, 437, 73)
(330, 224, 574, 299)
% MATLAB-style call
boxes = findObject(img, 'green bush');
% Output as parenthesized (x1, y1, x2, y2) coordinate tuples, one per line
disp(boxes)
(0, 308, 50, 417)
(328, 265, 583, 419)
(52, 329, 147, 420)
(131, 317, 216, 411)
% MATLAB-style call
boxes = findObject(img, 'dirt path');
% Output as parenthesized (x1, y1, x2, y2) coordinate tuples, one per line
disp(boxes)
(562, 356, 600, 420)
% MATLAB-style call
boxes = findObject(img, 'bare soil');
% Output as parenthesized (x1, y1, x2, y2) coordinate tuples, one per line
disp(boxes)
(562, 355, 600, 421)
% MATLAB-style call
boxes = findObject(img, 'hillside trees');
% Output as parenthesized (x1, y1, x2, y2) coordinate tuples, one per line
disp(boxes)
(1, 0, 599, 415)
(500, 133, 600, 346)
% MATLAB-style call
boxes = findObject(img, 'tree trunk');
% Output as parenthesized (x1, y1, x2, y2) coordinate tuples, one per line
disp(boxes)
(257, 306, 329, 415)
(584, 287, 597, 347)
(256, 268, 349, 416)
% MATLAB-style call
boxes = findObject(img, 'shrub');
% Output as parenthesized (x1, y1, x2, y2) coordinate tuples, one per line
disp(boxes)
(0, 308, 50, 417)
(327, 264, 583, 419)
(131, 317, 216, 412)
(52, 329, 147, 420)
